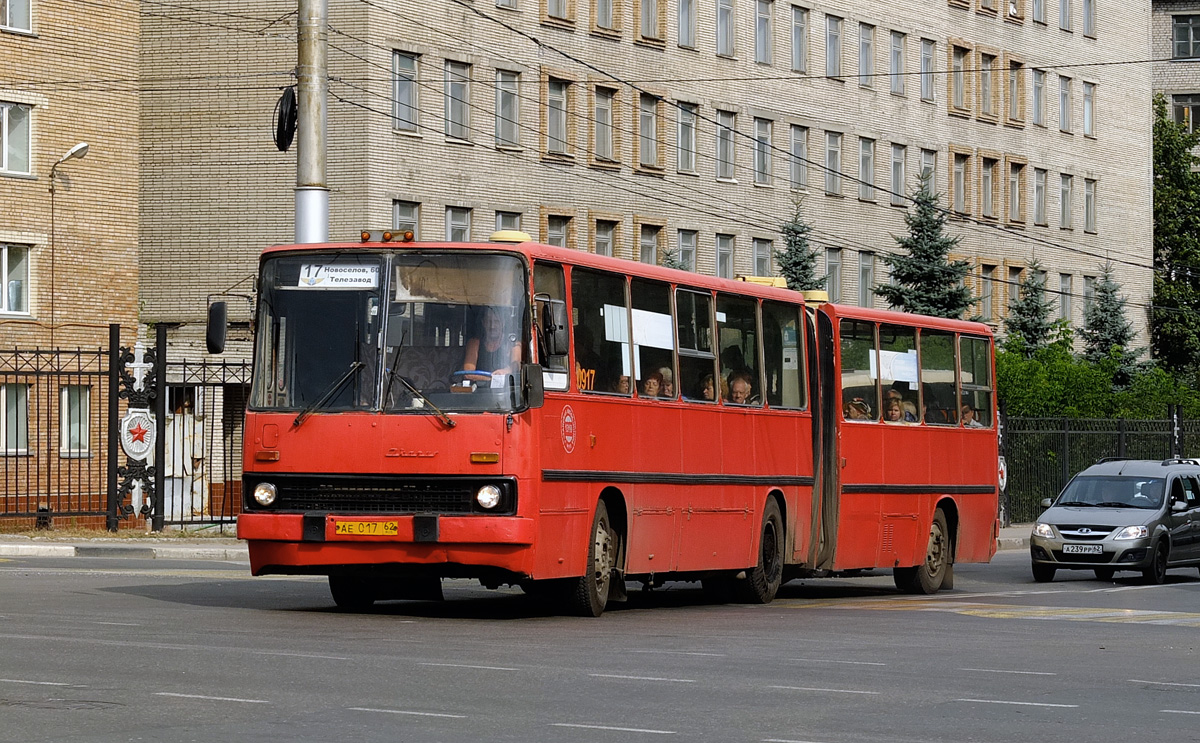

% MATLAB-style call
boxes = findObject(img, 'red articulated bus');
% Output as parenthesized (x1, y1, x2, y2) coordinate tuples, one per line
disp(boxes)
(218, 231, 999, 616)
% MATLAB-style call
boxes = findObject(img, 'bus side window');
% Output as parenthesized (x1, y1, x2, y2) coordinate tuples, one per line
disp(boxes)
(959, 335, 993, 427)
(879, 324, 917, 423)
(677, 289, 717, 402)
(919, 330, 956, 424)
(631, 279, 675, 399)
(571, 268, 630, 394)
(534, 262, 569, 391)
(839, 319, 878, 421)
(717, 294, 762, 406)
(761, 300, 805, 409)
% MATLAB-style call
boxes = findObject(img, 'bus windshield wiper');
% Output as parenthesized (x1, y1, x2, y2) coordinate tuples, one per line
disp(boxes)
(389, 372, 456, 428)
(292, 361, 364, 429)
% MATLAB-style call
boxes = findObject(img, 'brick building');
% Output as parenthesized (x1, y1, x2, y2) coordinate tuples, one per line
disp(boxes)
(1154, 2, 1200, 134)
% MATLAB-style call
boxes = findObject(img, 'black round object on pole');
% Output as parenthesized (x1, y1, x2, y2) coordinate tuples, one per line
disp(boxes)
(274, 87, 298, 152)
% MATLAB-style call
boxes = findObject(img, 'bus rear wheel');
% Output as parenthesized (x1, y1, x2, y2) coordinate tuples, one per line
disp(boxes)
(329, 575, 376, 610)
(566, 501, 616, 617)
(894, 508, 950, 595)
(735, 498, 784, 604)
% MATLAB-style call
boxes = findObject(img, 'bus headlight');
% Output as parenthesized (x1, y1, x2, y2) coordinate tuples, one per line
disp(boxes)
(476, 484, 502, 510)
(253, 482, 278, 506)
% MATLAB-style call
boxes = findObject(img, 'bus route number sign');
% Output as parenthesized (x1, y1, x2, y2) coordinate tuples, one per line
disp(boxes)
(334, 520, 399, 536)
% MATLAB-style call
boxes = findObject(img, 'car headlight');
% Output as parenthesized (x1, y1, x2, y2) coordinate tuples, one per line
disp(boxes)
(475, 484, 502, 510)
(1113, 525, 1149, 540)
(252, 482, 277, 506)
(1033, 522, 1055, 539)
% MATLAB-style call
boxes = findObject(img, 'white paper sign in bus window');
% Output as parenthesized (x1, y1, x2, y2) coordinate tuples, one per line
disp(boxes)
(297, 264, 379, 289)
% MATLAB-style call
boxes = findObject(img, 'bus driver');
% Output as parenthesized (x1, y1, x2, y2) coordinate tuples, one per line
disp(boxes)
(463, 306, 520, 377)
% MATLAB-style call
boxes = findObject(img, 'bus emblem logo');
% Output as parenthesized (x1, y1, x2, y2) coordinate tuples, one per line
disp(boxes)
(561, 405, 577, 454)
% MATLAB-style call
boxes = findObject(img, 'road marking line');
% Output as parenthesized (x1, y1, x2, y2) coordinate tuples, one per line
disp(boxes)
(1131, 679, 1200, 688)
(90, 621, 142, 627)
(552, 723, 676, 734)
(154, 692, 270, 704)
(960, 668, 1057, 676)
(350, 707, 467, 718)
(768, 686, 879, 695)
(629, 650, 726, 657)
(1161, 709, 1200, 715)
(0, 678, 73, 686)
(954, 698, 1078, 708)
(419, 662, 518, 671)
(763, 739, 831, 743)
(590, 674, 696, 683)
(791, 658, 886, 666)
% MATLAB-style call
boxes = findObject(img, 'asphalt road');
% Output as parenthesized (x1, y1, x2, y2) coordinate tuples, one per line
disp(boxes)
(1, 551, 1199, 743)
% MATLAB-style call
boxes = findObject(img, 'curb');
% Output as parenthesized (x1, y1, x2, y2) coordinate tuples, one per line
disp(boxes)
(997, 536, 1029, 551)
(0, 543, 248, 561)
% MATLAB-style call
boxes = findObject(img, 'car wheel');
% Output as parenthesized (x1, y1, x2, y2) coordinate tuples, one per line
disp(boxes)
(1031, 564, 1056, 583)
(1093, 567, 1115, 581)
(1142, 542, 1169, 585)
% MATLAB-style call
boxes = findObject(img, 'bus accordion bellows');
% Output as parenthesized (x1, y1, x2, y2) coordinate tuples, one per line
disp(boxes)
(219, 233, 1000, 616)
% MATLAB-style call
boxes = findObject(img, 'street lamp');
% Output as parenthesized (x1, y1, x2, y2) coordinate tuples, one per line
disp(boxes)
(48, 142, 89, 345)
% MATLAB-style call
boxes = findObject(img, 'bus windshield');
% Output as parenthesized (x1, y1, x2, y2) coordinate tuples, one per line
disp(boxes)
(250, 251, 529, 414)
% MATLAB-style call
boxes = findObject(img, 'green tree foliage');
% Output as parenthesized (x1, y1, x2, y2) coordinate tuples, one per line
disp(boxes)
(774, 200, 825, 291)
(1079, 263, 1140, 383)
(1151, 93, 1200, 375)
(1002, 260, 1057, 357)
(876, 172, 973, 319)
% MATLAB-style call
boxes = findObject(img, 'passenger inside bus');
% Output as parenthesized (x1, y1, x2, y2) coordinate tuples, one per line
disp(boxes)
(658, 368, 675, 399)
(844, 398, 872, 420)
(642, 371, 664, 398)
(463, 306, 520, 377)
(727, 370, 754, 404)
(699, 373, 726, 402)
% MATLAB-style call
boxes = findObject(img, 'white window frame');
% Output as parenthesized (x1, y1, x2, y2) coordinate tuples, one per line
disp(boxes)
(678, 230, 697, 270)
(952, 47, 967, 110)
(920, 148, 937, 193)
(755, 0, 773, 64)
(641, 0, 660, 39)
(717, 0, 735, 56)
(1060, 173, 1073, 228)
(716, 110, 736, 180)
(890, 31, 905, 95)
(1082, 82, 1094, 136)
(1059, 273, 1072, 321)
(1059, 75, 1071, 132)
(496, 211, 522, 231)
(919, 39, 935, 102)
(548, 79, 569, 154)
(824, 131, 842, 195)
(1008, 62, 1022, 121)
(753, 238, 773, 275)
(59, 385, 91, 458)
(677, 103, 697, 172)
(858, 137, 875, 200)
(858, 23, 874, 88)
(791, 6, 808, 73)
(1032, 69, 1045, 125)
(548, 215, 571, 247)
(858, 251, 875, 307)
(1084, 178, 1096, 232)
(595, 87, 615, 161)
(1034, 168, 1047, 224)
(393, 201, 419, 239)
(1, 243, 30, 314)
(825, 248, 842, 302)
(1009, 163, 1023, 223)
(716, 234, 735, 278)
(952, 153, 968, 214)
(496, 70, 520, 147)
(639, 94, 659, 167)
(825, 15, 842, 78)
(789, 125, 808, 189)
(1082, 0, 1094, 35)
(1, 0, 31, 32)
(980, 53, 995, 116)
(980, 265, 995, 320)
(981, 158, 996, 218)
(595, 220, 616, 256)
(393, 52, 418, 132)
(754, 117, 772, 184)
(445, 61, 471, 141)
(890, 144, 906, 206)
(597, 0, 614, 27)
(447, 207, 472, 241)
(640, 224, 660, 264)
(1, 383, 29, 454)
(0, 101, 31, 175)
(678, 0, 696, 47)
(1032, 0, 1044, 23)
(1059, 0, 1071, 31)
(549, 0, 569, 19)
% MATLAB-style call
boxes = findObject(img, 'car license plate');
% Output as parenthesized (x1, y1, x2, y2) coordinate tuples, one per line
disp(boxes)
(1062, 543, 1103, 554)
(333, 520, 398, 536)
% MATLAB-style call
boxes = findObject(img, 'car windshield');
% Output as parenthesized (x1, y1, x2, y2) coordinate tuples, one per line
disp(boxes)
(1054, 476, 1165, 509)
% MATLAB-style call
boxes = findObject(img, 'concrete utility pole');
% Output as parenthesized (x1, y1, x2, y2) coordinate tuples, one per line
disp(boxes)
(295, 0, 329, 243)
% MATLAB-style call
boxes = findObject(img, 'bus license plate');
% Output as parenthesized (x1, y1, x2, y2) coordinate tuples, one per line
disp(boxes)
(1062, 544, 1103, 554)
(334, 520, 398, 537)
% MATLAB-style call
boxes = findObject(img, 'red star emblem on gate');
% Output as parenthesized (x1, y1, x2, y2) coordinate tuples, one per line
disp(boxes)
(129, 423, 149, 443)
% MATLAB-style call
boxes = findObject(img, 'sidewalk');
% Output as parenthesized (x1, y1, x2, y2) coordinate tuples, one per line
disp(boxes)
(0, 524, 1033, 561)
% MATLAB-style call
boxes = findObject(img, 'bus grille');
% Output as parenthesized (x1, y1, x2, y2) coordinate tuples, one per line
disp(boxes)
(244, 475, 516, 515)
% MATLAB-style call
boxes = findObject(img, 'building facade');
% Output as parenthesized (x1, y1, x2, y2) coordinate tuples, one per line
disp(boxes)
(139, 0, 1153, 358)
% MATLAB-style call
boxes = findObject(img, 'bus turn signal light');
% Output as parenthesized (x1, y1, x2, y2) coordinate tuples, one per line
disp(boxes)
(255, 450, 281, 462)
(470, 452, 500, 464)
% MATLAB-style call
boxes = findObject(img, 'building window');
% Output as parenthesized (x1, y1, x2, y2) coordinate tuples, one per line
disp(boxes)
(60, 385, 90, 457)
(755, 0, 773, 64)
(496, 211, 522, 231)
(548, 0, 570, 20)
(640, 224, 661, 263)
(393, 201, 419, 239)
(952, 152, 971, 214)
(890, 32, 905, 95)
(979, 264, 995, 320)
(496, 71, 521, 147)
(1175, 16, 1200, 58)
(754, 118, 772, 184)
(1008, 162, 1025, 223)
(979, 53, 996, 117)
(1, 243, 29, 313)
(1007, 266, 1024, 312)
(753, 238, 773, 275)
(981, 157, 998, 219)
(825, 248, 842, 302)
(677, 103, 697, 172)
(890, 144, 906, 206)
(920, 39, 935, 101)
(640, 0, 662, 39)
(1058, 76, 1071, 132)
(951, 46, 968, 111)
(638, 94, 660, 168)
(393, 52, 418, 132)
(717, 0, 734, 56)
(825, 131, 842, 194)
(497, 0, 516, 8)
(678, 0, 696, 46)
(594, 219, 616, 256)
(1032, 0, 1044, 23)
(791, 6, 808, 72)
(1059, 0, 1071, 31)
(1060, 173, 1073, 228)
(678, 230, 697, 270)
(859, 137, 875, 200)
(445, 61, 471, 141)
(1034, 168, 1047, 224)
(858, 252, 874, 307)
(1173, 94, 1200, 132)
(547, 78, 571, 155)
(1, 383, 29, 454)
(594, 86, 616, 161)
(1083, 274, 1096, 315)
(1032, 69, 1045, 125)
(1084, 178, 1096, 233)
(1082, 82, 1094, 136)
(446, 207, 472, 241)
(716, 110, 736, 180)
(1007, 60, 1024, 122)
(920, 148, 937, 193)
(2, 0, 31, 32)
(0, 102, 31, 175)
(1082, 0, 1094, 35)
(547, 214, 572, 247)
(596, 0, 615, 29)
(716, 234, 735, 278)
(858, 23, 874, 88)
(826, 15, 842, 78)
(1059, 273, 1072, 321)
(790, 125, 808, 189)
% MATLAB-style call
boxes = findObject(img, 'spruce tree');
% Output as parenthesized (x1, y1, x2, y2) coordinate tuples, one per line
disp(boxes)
(775, 200, 825, 291)
(660, 244, 686, 271)
(1080, 262, 1140, 381)
(875, 172, 973, 319)
(1003, 260, 1056, 357)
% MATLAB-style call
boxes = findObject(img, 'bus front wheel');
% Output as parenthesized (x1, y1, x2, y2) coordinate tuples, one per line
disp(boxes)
(893, 508, 950, 595)
(329, 575, 376, 610)
(567, 501, 616, 617)
(736, 498, 785, 604)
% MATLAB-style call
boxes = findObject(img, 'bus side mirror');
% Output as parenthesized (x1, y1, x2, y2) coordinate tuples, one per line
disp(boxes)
(545, 302, 569, 357)
(523, 364, 545, 408)
(206, 301, 227, 355)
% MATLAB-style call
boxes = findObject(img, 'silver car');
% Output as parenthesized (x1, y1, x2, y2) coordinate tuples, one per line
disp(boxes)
(1030, 459, 1200, 583)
